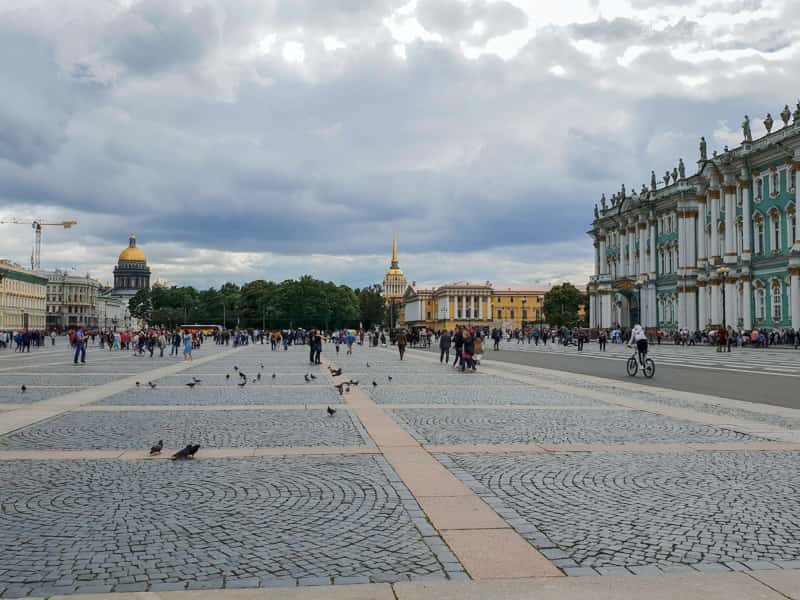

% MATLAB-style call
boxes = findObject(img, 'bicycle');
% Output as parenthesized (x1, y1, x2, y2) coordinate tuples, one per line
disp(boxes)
(626, 351, 655, 378)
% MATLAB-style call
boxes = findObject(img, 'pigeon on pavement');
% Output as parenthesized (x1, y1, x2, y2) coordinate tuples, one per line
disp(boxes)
(149, 440, 163, 455)
(186, 382, 197, 388)
(327, 406, 336, 417)
(147, 381, 157, 389)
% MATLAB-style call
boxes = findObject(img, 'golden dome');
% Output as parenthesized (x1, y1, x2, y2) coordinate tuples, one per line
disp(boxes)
(118, 234, 146, 263)
(387, 267, 404, 276)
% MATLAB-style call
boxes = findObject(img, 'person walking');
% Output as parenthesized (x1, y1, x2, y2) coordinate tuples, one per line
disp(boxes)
(439, 330, 451, 364)
(73, 327, 86, 364)
(396, 329, 407, 360)
(452, 327, 464, 368)
(598, 329, 607, 352)
(182, 330, 193, 361)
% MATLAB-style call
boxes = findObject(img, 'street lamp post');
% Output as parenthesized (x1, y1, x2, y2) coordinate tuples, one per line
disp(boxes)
(635, 278, 645, 327)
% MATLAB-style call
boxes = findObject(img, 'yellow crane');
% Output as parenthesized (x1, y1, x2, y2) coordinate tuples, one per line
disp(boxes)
(0, 218, 78, 270)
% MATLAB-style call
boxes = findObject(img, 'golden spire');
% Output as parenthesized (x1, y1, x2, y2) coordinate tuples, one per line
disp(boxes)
(391, 231, 399, 268)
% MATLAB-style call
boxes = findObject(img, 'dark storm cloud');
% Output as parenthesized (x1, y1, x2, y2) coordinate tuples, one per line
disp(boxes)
(1, 0, 799, 287)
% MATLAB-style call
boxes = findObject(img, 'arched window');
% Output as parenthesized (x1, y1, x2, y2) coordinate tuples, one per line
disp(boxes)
(754, 281, 766, 321)
(719, 222, 726, 255)
(755, 177, 763, 202)
(772, 280, 783, 322)
(770, 208, 782, 254)
(771, 171, 780, 196)
(753, 214, 765, 255)
(789, 206, 797, 245)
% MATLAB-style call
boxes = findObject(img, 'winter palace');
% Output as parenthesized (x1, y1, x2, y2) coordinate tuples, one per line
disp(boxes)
(588, 104, 800, 333)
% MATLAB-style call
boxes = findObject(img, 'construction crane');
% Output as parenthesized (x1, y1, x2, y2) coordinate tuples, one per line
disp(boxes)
(0, 218, 78, 270)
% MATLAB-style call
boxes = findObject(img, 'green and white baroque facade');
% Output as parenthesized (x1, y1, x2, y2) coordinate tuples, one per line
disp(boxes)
(588, 107, 800, 333)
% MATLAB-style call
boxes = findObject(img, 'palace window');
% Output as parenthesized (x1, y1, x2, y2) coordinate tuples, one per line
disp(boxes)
(789, 208, 797, 245)
(754, 283, 766, 321)
(791, 167, 797, 193)
(497, 309, 502, 319)
(754, 215, 765, 255)
(510, 309, 515, 319)
(771, 209, 782, 253)
(771, 171, 780, 196)
(772, 280, 783, 321)
(736, 218, 744, 255)
(755, 178, 763, 202)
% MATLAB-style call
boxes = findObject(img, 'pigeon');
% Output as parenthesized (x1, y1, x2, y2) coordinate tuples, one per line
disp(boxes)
(256, 373, 261, 381)
(387, 376, 393, 382)
(186, 382, 197, 388)
(239, 371, 247, 380)
(135, 381, 141, 387)
(20, 385, 26, 393)
(366, 362, 371, 368)
(252, 378, 258, 383)
(260, 363, 265, 369)
(170, 444, 199, 460)
(234, 366, 239, 371)
(226, 373, 231, 380)
(309, 373, 317, 380)
(345, 386, 351, 393)
(304, 374, 310, 382)
(192, 377, 202, 384)
(149, 440, 163, 455)
(238, 381, 247, 388)
(334, 383, 345, 395)
(327, 406, 337, 417)
(271, 373, 276, 380)
(348, 380, 359, 386)
(372, 381, 378, 387)
(330, 368, 342, 377)
(147, 381, 157, 389)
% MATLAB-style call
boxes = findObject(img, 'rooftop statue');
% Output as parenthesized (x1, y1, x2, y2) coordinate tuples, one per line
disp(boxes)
(663, 171, 671, 186)
(671, 167, 678, 183)
(764, 113, 774, 134)
(678, 158, 685, 179)
(781, 104, 791, 127)
(651, 170, 657, 191)
(641, 183, 648, 195)
(794, 100, 800, 124)
(594, 203, 599, 219)
(699, 137, 707, 161)
(600, 193, 607, 210)
(742, 115, 752, 142)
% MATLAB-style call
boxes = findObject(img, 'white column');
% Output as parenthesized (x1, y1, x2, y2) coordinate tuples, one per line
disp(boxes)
(479, 296, 484, 320)
(686, 212, 696, 267)
(791, 271, 800, 331)
(677, 290, 687, 330)
(589, 295, 597, 328)
(687, 289, 698, 331)
(601, 294, 612, 328)
(639, 225, 647, 274)
(649, 222, 657, 275)
(742, 185, 752, 257)
(725, 281, 736, 326)
(462, 295, 467, 320)
(698, 284, 708, 329)
(487, 296, 492, 321)
(628, 229, 635, 276)
(677, 211, 686, 269)
(697, 199, 707, 267)
(724, 187, 736, 263)
(710, 282, 721, 325)
(710, 191, 720, 262)
(742, 279, 752, 330)
(599, 236, 608, 274)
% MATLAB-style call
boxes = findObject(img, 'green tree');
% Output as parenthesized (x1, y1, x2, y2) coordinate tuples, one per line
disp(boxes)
(128, 289, 152, 323)
(543, 283, 586, 329)
(355, 284, 385, 327)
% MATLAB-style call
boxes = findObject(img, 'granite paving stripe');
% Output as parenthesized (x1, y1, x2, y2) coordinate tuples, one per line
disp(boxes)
(370, 386, 608, 407)
(77, 404, 336, 412)
(0, 446, 381, 461)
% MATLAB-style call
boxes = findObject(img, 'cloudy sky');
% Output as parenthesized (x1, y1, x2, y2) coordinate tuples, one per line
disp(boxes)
(1, 0, 798, 289)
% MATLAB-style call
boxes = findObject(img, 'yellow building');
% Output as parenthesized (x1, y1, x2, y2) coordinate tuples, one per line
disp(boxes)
(402, 282, 548, 331)
(382, 233, 407, 328)
(0, 260, 47, 330)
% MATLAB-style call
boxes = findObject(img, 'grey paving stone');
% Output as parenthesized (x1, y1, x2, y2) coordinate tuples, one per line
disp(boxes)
(395, 408, 763, 446)
(0, 455, 448, 597)
(0, 408, 369, 450)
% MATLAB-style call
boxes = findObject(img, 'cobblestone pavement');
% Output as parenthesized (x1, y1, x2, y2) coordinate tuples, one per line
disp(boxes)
(0, 409, 371, 450)
(99, 386, 343, 406)
(390, 408, 762, 446)
(438, 451, 800, 575)
(345, 371, 512, 386)
(0, 456, 461, 598)
(0, 387, 86, 403)
(370, 386, 608, 406)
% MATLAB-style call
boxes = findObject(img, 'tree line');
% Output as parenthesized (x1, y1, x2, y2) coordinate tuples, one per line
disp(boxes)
(128, 276, 386, 330)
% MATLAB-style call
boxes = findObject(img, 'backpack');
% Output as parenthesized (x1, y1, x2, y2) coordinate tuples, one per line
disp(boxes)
(69, 332, 77, 345)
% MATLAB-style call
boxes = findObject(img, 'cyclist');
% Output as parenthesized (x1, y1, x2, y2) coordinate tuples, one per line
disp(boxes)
(627, 324, 648, 367)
